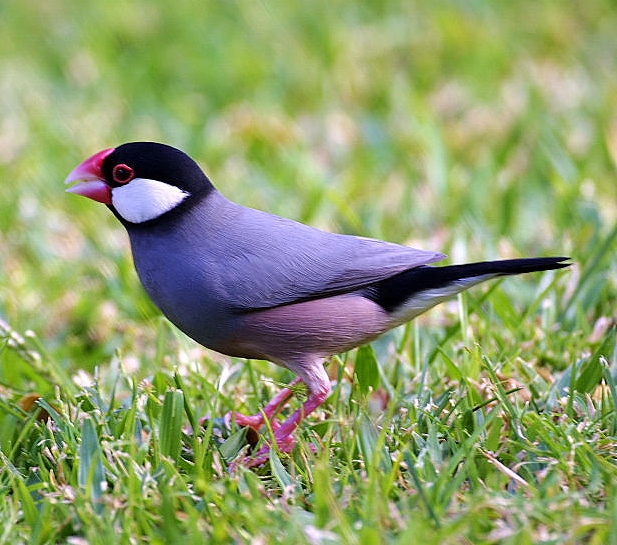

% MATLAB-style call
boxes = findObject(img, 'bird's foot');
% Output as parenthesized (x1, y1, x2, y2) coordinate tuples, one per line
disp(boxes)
(221, 376, 304, 431)
(228, 387, 328, 470)
(221, 410, 295, 468)
(209, 378, 328, 471)
(229, 430, 298, 470)
(224, 410, 269, 430)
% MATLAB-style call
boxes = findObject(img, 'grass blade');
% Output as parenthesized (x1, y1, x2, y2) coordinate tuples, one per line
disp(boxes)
(78, 416, 105, 512)
(159, 389, 185, 463)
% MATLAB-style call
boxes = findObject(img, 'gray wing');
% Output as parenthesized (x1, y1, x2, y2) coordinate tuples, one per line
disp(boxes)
(203, 196, 445, 311)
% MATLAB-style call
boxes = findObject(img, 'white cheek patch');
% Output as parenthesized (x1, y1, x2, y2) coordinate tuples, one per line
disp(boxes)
(111, 178, 190, 223)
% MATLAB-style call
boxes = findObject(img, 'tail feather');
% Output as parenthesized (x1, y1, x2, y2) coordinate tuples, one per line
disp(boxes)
(365, 257, 570, 314)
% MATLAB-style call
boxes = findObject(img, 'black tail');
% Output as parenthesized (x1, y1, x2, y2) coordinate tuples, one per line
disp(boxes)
(365, 257, 570, 313)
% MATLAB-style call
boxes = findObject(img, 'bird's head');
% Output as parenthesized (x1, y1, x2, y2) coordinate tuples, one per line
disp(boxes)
(65, 142, 213, 224)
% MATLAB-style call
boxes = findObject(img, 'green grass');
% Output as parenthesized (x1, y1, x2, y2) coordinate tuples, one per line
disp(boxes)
(1, 0, 616, 543)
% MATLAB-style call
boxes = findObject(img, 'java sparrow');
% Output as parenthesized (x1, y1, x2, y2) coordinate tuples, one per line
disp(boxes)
(65, 142, 569, 467)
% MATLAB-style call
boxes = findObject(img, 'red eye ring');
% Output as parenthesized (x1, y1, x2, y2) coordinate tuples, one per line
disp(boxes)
(112, 164, 135, 184)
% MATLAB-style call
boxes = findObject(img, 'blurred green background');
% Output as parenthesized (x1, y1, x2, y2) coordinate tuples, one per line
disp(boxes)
(1, 1, 617, 542)
(0, 0, 615, 376)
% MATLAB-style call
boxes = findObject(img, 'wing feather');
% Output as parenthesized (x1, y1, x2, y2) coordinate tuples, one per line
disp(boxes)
(203, 196, 445, 310)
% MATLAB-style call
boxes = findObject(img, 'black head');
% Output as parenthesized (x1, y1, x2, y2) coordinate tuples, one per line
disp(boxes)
(66, 142, 215, 225)
(102, 142, 214, 195)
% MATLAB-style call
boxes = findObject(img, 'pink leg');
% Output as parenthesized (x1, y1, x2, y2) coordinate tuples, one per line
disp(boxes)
(243, 388, 329, 468)
(231, 362, 331, 469)
(226, 377, 303, 429)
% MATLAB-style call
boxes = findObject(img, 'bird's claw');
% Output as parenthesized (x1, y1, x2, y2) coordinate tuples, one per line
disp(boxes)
(229, 430, 297, 470)
(203, 410, 296, 469)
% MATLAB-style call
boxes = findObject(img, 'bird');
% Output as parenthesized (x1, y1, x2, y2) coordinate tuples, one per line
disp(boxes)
(65, 141, 569, 468)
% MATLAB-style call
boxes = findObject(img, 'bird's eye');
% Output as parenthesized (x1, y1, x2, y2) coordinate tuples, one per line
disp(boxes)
(112, 164, 135, 184)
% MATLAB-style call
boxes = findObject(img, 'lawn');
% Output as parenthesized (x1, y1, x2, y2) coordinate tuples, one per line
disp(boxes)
(0, 1, 616, 543)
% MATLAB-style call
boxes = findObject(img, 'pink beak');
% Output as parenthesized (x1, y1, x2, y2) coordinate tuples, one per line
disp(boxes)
(65, 148, 115, 204)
